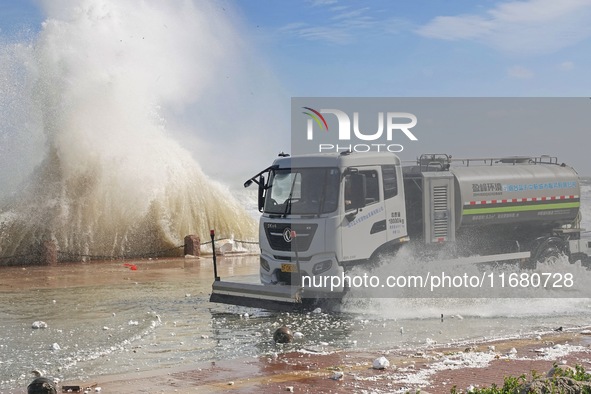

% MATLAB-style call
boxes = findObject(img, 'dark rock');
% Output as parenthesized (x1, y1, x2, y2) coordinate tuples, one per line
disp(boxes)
(547, 364, 576, 378)
(273, 326, 293, 344)
(27, 377, 56, 394)
(520, 377, 591, 394)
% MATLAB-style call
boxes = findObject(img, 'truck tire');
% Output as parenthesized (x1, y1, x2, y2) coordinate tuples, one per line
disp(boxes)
(535, 245, 561, 265)
(525, 237, 568, 269)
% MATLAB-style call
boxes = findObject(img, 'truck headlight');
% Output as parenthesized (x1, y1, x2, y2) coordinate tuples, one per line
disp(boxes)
(260, 256, 270, 272)
(312, 260, 332, 275)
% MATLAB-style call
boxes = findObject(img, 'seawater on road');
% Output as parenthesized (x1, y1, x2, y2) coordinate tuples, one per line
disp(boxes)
(1, 255, 591, 391)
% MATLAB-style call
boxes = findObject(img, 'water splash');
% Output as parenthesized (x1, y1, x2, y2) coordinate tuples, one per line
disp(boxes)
(0, 0, 260, 259)
(341, 246, 591, 319)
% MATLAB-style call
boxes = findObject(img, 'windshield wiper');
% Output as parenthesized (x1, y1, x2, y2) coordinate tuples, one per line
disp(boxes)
(282, 197, 293, 217)
(282, 174, 298, 218)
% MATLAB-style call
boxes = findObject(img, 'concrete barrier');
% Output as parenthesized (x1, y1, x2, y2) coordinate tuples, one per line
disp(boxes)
(184, 235, 200, 257)
(41, 240, 57, 266)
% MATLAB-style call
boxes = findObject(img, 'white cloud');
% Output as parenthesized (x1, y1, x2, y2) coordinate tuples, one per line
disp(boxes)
(507, 65, 534, 79)
(330, 7, 369, 21)
(559, 61, 575, 70)
(308, 0, 338, 6)
(280, 24, 352, 44)
(278, 6, 376, 44)
(417, 0, 591, 54)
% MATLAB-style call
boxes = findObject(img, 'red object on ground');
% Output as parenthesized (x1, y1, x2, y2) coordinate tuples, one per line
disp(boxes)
(130, 265, 137, 271)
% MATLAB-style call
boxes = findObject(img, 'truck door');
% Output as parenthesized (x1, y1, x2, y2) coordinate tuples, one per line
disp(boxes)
(341, 168, 388, 263)
(382, 164, 408, 243)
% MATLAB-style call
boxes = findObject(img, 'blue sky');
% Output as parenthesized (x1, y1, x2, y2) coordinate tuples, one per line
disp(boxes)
(3, 0, 590, 97)
(234, 0, 591, 96)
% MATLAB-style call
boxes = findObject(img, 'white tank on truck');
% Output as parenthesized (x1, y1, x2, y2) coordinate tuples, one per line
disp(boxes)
(453, 161, 579, 227)
(403, 154, 582, 263)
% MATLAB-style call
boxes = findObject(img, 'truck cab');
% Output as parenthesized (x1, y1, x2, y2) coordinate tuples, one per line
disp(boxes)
(252, 151, 409, 291)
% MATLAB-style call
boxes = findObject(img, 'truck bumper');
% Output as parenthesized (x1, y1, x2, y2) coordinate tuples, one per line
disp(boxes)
(259, 252, 345, 293)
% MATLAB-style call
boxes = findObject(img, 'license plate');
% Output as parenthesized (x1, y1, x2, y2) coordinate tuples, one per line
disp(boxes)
(281, 263, 297, 273)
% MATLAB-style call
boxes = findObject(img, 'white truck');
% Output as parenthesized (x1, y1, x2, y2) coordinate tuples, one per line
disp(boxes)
(210, 151, 591, 310)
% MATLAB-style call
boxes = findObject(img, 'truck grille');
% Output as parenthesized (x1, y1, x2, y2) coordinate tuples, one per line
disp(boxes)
(263, 223, 317, 252)
(433, 185, 449, 238)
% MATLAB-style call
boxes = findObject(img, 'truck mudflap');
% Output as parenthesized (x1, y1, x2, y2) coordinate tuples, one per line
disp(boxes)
(209, 281, 342, 312)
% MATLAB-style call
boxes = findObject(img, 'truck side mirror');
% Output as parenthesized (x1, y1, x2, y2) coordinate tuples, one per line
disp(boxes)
(347, 173, 366, 210)
(258, 175, 265, 212)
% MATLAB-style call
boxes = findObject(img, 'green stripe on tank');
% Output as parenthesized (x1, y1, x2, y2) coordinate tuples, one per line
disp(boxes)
(463, 202, 580, 215)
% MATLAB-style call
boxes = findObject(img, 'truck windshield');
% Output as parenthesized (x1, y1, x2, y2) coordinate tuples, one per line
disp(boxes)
(264, 168, 340, 215)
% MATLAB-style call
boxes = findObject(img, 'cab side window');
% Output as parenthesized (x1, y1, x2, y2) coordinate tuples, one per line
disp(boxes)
(344, 170, 379, 211)
(362, 170, 379, 205)
(382, 165, 398, 199)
